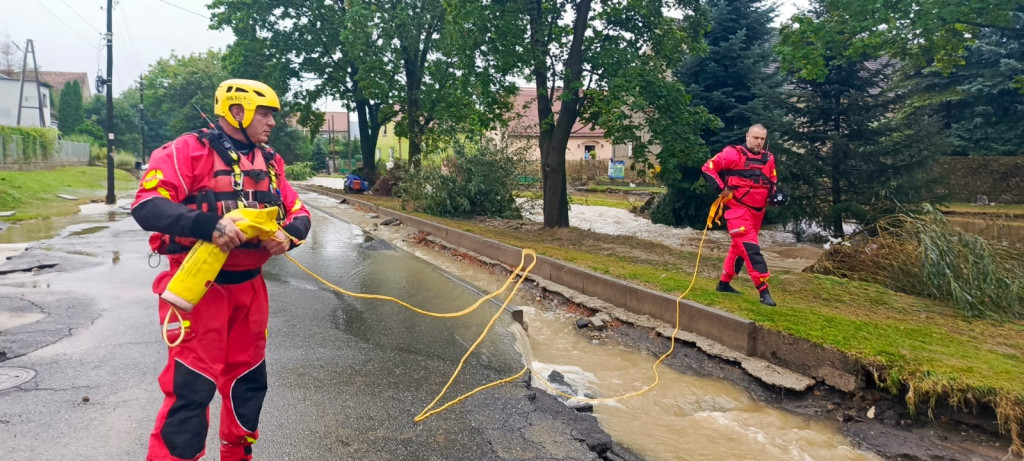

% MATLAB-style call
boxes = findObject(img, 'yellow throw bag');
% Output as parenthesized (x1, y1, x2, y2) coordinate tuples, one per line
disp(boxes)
(160, 207, 281, 311)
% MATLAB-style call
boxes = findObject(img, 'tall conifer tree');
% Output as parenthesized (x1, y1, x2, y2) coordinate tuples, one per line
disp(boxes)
(653, 0, 781, 228)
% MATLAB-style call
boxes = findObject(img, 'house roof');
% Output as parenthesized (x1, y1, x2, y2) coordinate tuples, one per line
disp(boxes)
(5, 71, 91, 99)
(509, 87, 605, 137)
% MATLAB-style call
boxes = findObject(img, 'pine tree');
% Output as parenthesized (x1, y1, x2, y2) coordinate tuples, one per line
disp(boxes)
(778, 8, 947, 237)
(653, 0, 782, 228)
(676, 0, 782, 150)
(904, 19, 1024, 157)
(57, 81, 85, 134)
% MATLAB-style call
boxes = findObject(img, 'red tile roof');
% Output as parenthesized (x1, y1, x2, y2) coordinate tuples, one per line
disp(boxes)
(5, 71, 91, 100)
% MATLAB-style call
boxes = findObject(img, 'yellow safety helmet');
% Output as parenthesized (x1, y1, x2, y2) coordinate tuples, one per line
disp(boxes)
(213, 79, 281, 129)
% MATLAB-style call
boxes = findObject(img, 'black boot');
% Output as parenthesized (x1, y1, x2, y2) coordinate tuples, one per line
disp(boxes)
(717, 281, 741, 294)
(759, 289, 777, 307)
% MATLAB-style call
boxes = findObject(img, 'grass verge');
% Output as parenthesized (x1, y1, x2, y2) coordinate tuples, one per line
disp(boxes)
(0, 166, 137, 221)
(353, 193, 1024, 453)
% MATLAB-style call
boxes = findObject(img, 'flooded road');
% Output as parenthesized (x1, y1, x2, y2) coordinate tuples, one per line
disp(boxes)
(300, 193, 880, 460)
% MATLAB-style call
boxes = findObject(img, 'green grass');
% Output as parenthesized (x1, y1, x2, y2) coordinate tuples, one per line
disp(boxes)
(346, 191, 1024, 450)
(0, 166, 137, 221)
(581, 185, 666, 193)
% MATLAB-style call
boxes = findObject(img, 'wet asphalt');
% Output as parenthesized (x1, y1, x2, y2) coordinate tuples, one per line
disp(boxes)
(0, 200, 611, 460)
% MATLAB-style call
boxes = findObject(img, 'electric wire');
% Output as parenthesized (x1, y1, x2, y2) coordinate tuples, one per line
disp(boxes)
(156, 0, 209, 19)
(33, 0, 98, 47)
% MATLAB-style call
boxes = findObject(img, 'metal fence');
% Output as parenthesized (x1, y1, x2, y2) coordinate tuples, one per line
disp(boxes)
(0, 134, 90, 165)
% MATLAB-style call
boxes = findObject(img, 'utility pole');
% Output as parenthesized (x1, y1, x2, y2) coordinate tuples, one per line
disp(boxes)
(104, 0, 115, 205)
(15, 40, 46, 127)
(138, 75, 146, 164)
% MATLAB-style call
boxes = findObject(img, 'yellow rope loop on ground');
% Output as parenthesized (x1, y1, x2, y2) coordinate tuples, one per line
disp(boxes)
(273, 198, 720, 420)
(282, 248, 538, 422)
(521, 206, 715, 405)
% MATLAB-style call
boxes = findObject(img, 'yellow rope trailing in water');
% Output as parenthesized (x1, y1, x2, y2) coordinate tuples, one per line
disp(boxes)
(279, 195, 728, 420)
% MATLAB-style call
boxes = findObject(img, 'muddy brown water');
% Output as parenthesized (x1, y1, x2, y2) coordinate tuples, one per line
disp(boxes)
(946, 215, 1024, 247)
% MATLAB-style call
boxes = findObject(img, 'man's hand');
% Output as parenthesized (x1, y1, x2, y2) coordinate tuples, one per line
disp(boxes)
(719, 186, 733, 199)
(212, 215, 247, 253)
(260, 229, 290, 256)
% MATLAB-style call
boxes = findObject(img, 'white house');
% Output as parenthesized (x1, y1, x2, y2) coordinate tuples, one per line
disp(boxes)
(0, 74, 53, 128)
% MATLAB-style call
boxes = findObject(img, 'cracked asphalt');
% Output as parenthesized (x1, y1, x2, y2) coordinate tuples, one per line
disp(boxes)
(0, 204, 623, 460)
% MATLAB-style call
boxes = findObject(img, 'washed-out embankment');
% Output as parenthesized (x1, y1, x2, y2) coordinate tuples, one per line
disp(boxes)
(300, 184, 1014, 458)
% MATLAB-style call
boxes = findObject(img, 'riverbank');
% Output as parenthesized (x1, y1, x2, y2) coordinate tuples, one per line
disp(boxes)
(299, 179, 1024, 458)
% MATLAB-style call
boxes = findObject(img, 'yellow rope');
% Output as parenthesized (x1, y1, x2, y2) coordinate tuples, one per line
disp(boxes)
(170, 197, 727, 419)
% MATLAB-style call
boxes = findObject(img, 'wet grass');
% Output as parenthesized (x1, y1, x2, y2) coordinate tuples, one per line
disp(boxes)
(0, 167, 137, 221)
(352, 192, 1024, 452)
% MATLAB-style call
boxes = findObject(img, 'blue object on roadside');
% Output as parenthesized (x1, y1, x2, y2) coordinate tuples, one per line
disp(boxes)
(345, 173, 366, 193)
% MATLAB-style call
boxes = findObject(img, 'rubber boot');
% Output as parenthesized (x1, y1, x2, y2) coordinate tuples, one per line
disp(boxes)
(759, 289, 777, 307)
(221, 441, 253, 461)
(716, 281, 742, 294)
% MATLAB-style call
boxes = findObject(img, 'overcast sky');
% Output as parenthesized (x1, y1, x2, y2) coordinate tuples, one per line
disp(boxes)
(2, 0, 809, 101)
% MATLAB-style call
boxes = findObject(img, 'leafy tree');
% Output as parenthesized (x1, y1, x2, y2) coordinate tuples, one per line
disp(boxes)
(515, 0, 713, 227)
(141, 50, 230, 148)
(777, 3, 947, 237)
(211, 0, 522, 176)
(57, 80, 85, 134)
(211, 0, 394, 177)
(898, 20, 1024, 157)
(80, 92, 141, 156)
(778, 0, 1024, 85)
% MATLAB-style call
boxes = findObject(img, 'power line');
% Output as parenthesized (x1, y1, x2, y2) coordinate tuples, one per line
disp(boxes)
(33, 0, 98, 46)
(156, 0, 208, 19)
(57, 0, 103, 35)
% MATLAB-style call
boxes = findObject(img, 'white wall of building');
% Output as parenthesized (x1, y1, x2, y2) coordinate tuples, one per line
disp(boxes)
(0, 79, 52, 128)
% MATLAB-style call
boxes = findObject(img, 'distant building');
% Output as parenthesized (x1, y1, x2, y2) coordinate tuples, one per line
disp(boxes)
(504, 87, 626, 161)
(4, 71, 91, 103)
(0, 74, 53, 128)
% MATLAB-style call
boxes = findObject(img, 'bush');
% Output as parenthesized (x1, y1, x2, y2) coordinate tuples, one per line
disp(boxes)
(399, 141, 528, 220)
(806, 205, 1024, 320)
(0, 126, 58, 162)
(285, 162, 314, 181)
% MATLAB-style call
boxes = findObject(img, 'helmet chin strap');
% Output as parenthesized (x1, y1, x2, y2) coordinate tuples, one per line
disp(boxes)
(232, 113, 256, 147)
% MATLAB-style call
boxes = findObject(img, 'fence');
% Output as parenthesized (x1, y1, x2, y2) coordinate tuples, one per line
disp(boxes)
(0, 133, 90, 170)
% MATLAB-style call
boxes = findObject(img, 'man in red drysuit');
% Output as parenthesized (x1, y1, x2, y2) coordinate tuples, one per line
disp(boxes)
(131, 79, 311, 460)
(702, 124, 779, 306)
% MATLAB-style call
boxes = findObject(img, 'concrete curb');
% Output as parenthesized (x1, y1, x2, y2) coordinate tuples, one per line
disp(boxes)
(301, 185, 860, 392)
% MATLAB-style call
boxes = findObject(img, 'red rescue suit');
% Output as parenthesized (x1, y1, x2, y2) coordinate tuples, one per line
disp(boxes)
(702, 144, 777, 293)
(132, 130, 310, 461)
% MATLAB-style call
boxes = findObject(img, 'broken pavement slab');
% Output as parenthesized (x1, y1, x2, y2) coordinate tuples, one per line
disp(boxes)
(57, 194, 78, 200)
(657, 327, 816, 392)
(0, 256, 59, 275)
(0, 211, 15, 217)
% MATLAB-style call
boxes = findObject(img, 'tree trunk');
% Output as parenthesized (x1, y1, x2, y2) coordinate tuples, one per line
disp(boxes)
(530, 0, 592, 228)
(355, 99, 382, 177)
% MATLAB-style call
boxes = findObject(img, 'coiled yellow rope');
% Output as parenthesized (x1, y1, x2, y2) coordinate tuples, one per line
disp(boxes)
(279, 195, 729, 420)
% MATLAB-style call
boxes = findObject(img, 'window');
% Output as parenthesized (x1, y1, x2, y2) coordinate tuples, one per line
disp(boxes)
(388, 147, 395, 160)
(584, 144, 596, 160)
(375, 148, 381, 160)
(382, 124, 388, 137)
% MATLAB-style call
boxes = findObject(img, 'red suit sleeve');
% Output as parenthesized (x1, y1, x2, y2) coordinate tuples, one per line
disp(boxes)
(272, 154, 312, 243)
(701, 146, 742, 191)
